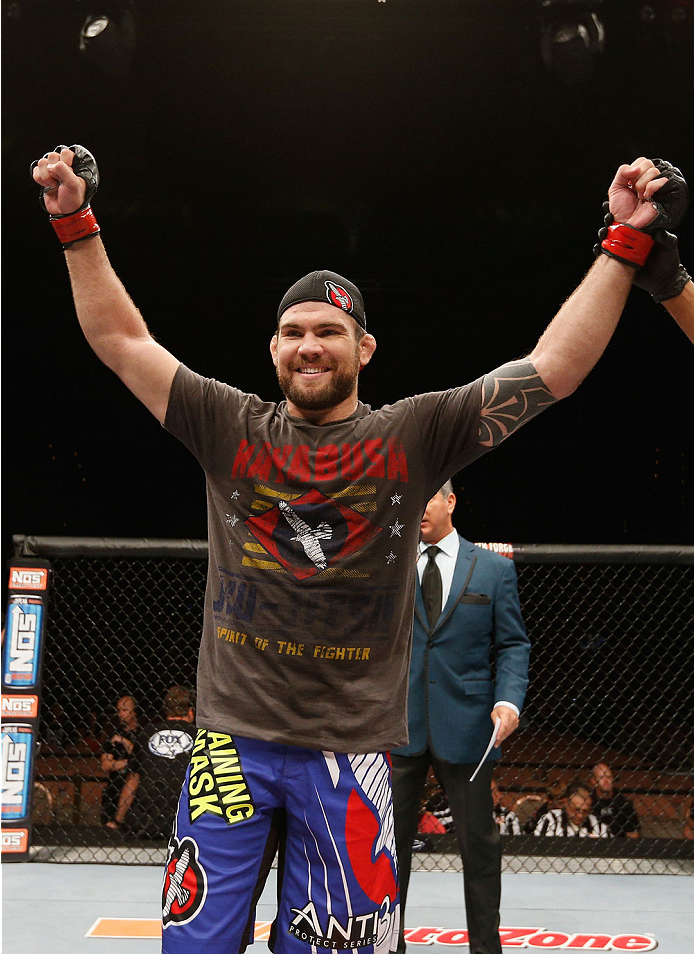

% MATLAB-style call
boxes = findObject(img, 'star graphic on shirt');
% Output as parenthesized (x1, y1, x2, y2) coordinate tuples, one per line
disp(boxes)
(390, 494, 402, 505)
(230, 490, 240, 500)
(389, 518, 404, 538)
(226, 514, 239, 527)
(386, 552, 397, 564)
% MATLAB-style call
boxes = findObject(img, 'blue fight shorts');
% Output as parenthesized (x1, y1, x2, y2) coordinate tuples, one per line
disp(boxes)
(161, 730, 400, 954)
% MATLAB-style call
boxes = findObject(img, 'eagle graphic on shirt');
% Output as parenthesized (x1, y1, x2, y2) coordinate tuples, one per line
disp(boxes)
(245, 488, 382, 581)
(278, 499, 333, 570)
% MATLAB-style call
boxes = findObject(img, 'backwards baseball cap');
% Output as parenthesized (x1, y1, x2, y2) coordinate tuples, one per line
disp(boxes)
(277, 270, 366, 329)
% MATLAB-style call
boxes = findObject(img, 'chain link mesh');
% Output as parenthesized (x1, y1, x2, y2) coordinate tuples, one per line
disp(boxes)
(19, 542, 694, 871)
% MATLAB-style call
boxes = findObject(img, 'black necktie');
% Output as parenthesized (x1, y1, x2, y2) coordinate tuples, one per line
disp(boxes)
(421, 545, 443, 629)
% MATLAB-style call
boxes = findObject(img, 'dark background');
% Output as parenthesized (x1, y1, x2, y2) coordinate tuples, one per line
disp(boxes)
(3, 0, 694, 554)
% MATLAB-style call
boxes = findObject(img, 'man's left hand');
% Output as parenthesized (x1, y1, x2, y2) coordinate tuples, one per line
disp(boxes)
(491, 705, 519, 748)
(607, 157, 669, 231)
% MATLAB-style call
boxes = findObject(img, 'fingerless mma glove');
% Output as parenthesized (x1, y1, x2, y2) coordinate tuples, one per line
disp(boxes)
(594, 159, 691, 300)
(31, 144, 101, 249)
(599, 221, 654, 268)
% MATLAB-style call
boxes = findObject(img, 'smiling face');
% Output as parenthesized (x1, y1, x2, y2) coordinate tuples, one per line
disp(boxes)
(270, 303, 376, 423)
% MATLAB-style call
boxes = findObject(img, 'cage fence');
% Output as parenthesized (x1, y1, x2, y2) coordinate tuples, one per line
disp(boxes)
(6, 535, 694, 872)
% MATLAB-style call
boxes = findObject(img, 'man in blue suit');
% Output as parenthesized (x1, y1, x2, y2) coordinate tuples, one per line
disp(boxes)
(392, 481, 530, 954)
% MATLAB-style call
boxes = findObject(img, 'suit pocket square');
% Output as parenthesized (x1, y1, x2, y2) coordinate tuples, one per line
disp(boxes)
(460, 593, 491, 605)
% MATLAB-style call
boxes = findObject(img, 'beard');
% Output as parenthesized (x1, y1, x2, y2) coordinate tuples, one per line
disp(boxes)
(276, 348, 361, 411)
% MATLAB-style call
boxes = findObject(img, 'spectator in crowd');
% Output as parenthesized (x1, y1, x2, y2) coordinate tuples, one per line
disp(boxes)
(534, 782, 609, 837)
(573, 782, 593, 802)
(492, 779, 521, 836)
(100, 693, 139, 828)
(41, 702, 74, 754)
(112, 686, 196, 839)
(522, 779, 566, 834)
(589, 762, 640, 838)
(409, 772, 450, 852)
(74, 709, 106, 755)
(418, 775, 454, 836)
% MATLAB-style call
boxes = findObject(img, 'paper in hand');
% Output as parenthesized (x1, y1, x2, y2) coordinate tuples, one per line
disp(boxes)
(469, 716, 501, 782)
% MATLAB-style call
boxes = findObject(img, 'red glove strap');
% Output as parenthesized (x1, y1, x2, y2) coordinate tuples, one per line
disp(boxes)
(50, 206, 100, 247)
(600, 223, 654, 267)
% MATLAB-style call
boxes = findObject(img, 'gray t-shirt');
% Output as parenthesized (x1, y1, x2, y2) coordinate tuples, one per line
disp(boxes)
(165, 364, 488, 752)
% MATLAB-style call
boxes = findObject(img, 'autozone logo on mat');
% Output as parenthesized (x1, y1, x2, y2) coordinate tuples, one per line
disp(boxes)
(82, 921, 659, 947)
(403, 926, 657, 949)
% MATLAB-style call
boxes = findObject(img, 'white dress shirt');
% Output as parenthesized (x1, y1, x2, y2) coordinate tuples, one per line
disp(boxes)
(417, 531, 519, 719)
(417, 528, 459, 609)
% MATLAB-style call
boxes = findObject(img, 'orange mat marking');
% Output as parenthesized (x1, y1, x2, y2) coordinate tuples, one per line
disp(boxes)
(86, 918, 273, 939)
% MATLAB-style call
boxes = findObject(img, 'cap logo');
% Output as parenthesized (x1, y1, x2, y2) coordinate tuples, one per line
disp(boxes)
(325, 281, 353, 314)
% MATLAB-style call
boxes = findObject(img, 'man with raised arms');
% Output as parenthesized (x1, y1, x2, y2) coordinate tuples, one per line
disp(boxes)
(31, 145, 689, 954)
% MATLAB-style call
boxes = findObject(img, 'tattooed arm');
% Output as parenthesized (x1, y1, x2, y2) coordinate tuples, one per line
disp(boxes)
(478, 359, 557, 447)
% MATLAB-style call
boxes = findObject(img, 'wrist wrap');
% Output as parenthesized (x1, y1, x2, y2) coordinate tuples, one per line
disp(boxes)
(50, 206, 100, 249)
(600, 223, 654, 268)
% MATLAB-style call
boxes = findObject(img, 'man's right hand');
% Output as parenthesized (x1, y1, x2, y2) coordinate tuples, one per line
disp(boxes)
(31, 146, 87, 216)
